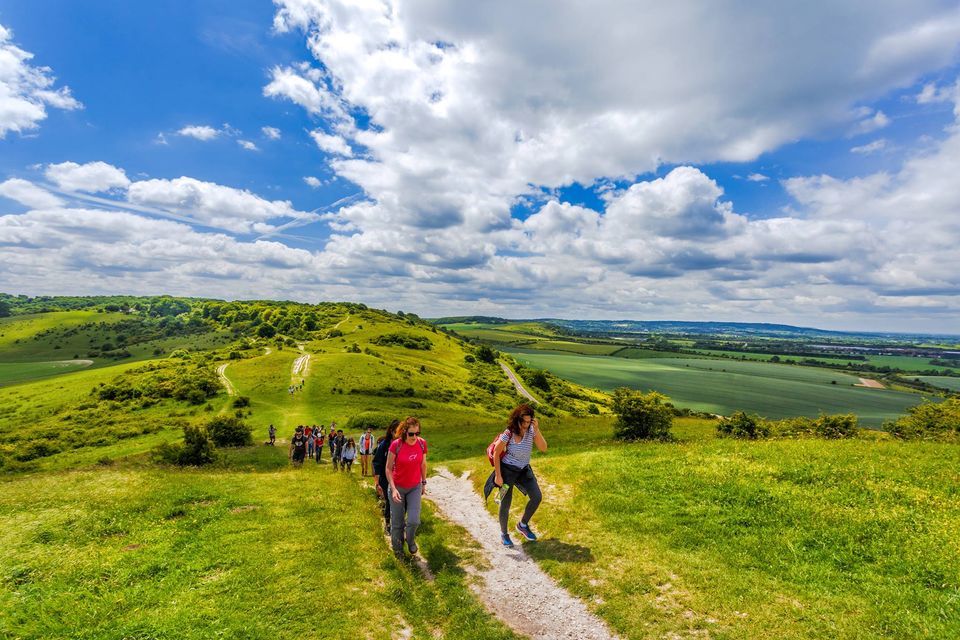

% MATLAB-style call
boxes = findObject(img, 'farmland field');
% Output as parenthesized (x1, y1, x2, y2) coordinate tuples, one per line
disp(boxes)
(507, 350, 926, 425)
(524, 340, 625, 355)
(915, 376, 960, 392)
(0, 360, 93, 386)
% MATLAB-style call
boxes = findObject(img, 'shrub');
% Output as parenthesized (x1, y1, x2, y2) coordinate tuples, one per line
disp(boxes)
(345, 412, 397, 433)
(887, 398, 960, 441)
(372, 333, 433, 350)
(463, 354, 476, 363)
(717, 411, 770, 439)
(232, 395, 251, 408)
(587, 403, 600, 415)
(475, 345, 497, 363)
(813, 413, 859, 439)
(612, 388, 673, 441)
(206, 415, 252, 447)
(526, 369, 551, 391)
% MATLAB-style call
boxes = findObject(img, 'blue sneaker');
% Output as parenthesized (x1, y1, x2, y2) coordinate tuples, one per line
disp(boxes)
(516, 522, 537, 541)
(501, 533, 514, 547)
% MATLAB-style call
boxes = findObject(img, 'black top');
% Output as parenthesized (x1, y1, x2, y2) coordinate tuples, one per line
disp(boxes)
(291, 434, 306, 452)
(372, 438, 390, 476)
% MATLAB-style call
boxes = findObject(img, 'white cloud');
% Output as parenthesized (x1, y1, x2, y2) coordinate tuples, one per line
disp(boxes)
(850, 139, 887, 154)
(0, 22, 81, 137)
(127, 176, 315, 234)
(45, 161, 130, 193)
(262, 126, 281, 139)
(238, 139, 259, 151)
(177, 125, 220, 141)
(309, 130, 352, 156)
(746, 173, 769, 182)
(303, 176, 322, 188)
(0, 178, 63, 208)
(850, 109, 891, 136)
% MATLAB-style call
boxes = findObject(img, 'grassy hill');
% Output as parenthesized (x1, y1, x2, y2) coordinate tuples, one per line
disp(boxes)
(1, 296, 958, 639)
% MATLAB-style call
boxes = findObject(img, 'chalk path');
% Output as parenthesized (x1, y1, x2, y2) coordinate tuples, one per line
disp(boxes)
(425, 467, 620, 640)
(216, 363, 236, 395)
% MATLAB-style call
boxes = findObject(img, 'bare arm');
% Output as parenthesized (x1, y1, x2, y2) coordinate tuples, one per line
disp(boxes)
(493, 438, 506, 485)
(386, 450, 401, 502)
(533, 419, 547, 452)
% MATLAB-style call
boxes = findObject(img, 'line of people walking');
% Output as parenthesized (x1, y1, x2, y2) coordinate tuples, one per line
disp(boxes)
(285, 403, 546, 558)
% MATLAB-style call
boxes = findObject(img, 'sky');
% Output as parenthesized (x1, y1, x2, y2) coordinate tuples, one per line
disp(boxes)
(1, 1, 959, 333)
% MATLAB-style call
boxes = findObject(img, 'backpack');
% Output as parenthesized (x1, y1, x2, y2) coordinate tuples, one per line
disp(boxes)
(486, 430, 511, 466)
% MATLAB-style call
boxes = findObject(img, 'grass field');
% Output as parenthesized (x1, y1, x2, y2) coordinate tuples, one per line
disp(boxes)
(689, 348, 960, 373)
(4, 299, 959, 639)
(0, 360, 92, 386)
(507, 350, 926, 426)
(0, 461, 519, 640)
(915, 376, 960, 392)
(458, 421, 960, 639)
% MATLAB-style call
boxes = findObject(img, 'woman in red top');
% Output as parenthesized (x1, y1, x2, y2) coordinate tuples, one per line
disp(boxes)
(386, 416, 427, 557)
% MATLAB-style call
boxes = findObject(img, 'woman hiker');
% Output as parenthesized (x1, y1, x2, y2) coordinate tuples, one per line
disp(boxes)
(386, 417, 427, 557)
(373, 419, 400, 535)
(358, 427, 375, 476)
(487, 404, 547, 547)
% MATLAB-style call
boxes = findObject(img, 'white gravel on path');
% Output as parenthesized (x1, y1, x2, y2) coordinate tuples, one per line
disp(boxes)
(425, 467, 620, 640)
(215, 363, 236, 395)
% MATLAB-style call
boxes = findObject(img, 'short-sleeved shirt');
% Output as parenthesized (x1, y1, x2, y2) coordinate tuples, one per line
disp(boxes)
(389, 437, 427, 489)
(500, 426, 536, 468)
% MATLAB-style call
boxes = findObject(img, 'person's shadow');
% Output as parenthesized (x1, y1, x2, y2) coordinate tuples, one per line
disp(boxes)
(525, 538, 594, 563)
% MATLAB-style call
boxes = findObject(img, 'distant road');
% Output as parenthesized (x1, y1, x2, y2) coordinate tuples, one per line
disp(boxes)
(499, 361, 538, 404)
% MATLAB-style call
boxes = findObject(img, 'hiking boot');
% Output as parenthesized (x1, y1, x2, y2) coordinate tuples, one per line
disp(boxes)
(408, 542, 418, 555)
(501, 533, 514, 547)
(516, 521, 537, 541)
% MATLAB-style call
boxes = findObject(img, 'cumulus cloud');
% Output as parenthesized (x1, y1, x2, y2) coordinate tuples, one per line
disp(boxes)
(309, 130, 351, 156)
(126, 176, 315, 233)
(303, 176, 322, 188)
(262, 126, 281, 139)
(238, 139, 259, 151)
(45, 161, 130, 193)
(177, 125, 220, 141)
(0, 22, 81, 137)
(0, 178, 63, 208)
(746, 173, 769, 182)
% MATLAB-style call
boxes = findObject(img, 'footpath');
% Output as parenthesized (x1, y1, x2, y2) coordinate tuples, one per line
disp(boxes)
(425, 467, 620, 640)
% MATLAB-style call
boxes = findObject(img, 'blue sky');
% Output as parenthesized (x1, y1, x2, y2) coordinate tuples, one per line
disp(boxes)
(1, 1, 959, 331)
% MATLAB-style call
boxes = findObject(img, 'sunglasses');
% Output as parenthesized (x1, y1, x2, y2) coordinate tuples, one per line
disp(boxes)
(406, 431, 420, 437)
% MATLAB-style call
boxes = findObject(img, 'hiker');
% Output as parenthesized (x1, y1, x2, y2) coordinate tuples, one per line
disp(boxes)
(373, 419, 400, 535)
(341, 438, 357, 472)
(305, 425, 315, 459)
(386, 417, 427, 556)
(486, 404, 547, 547)
(327, 425, 336, 459)
(358, 427, 375, 476)
(332, 429, 346, 470)
(314, 429, 324, 463)
(289, 426, 307, 467)
(268, 424, 276, 446)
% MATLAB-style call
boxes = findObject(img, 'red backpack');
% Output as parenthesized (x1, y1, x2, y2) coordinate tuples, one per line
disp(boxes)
(486, 429, 511, 466)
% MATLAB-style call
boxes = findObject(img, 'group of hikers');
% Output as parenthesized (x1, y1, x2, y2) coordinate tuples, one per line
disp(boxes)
(287, 380, 305, 395)
(279, 422, 378, 474)
(275, 404, 548, 556)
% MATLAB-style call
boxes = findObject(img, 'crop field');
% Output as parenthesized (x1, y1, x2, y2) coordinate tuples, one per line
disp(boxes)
(0, 360, 92, 386)
(523, 340, 625, 355)
(687, 348, 960, 373)
(507, 350, 926, 425)
(915, 376, 960, 392)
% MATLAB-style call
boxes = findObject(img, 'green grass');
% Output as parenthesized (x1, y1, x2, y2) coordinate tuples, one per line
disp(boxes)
(0, 463, 519, 640)
(464, 421, 960, 639)
(506, 350, 926, 426)
(914, 376, 960, 392)
(688, 349, 960, 373)
(0, 360, 93, 386)
(524, 340, 626, 355)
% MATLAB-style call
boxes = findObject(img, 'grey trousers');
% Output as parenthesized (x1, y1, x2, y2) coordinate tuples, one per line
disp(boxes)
(390, 484, 422, 554)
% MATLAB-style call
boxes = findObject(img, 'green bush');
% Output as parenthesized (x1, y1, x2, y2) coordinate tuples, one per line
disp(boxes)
(232, 396, 251, 408)
(813, 413, 859, 439)
(717, 411, 770, 439)
(206, 415, 252, 447)
(372, 333, 433, 350)
(886, 398, 960, 441)
(152, 425, 217, 466)
(612, 388, 673, 441)
(526, 369, 551, 391)
(475, 345, 497, 363)
(345, 412, 397, 433)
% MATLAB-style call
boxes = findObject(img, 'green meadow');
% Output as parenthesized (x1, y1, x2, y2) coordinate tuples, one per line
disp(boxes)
(2, 297, 958, 639)
(0, 359, 93, 386)
(916, 376, 960, 392)
(505, 349, 926, 426)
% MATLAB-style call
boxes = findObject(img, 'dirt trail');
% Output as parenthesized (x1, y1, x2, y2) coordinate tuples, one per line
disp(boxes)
(292, 345, 310, 380)
(499, 361, 539, 404)
(216, 363, 236, 395)
(425, 467, 620, 640)
(855, 377, 885, 389)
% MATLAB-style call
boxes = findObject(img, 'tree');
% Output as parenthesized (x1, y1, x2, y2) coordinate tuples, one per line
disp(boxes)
(0, 300, 11, 317)
(206, 415, 253, 447)
(257, 323, 277, 338)
(611, 388, 673, 441)
(476, 344, 497, 364)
